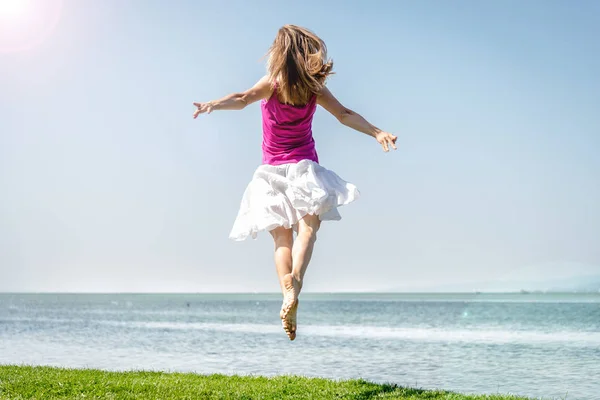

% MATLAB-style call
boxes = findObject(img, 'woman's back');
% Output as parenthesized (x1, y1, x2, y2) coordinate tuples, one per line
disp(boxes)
(261, 84, 319, 166)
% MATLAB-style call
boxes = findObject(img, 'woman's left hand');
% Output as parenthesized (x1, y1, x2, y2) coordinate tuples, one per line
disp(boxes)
(192, 102, 214, 118)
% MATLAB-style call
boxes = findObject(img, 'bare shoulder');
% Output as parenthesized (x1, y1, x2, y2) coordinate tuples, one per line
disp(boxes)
(316, 84, 332, 98)
(241, 75, 274, 105)
(316, 85, 347, 119)
(256, 74, 272, 87)
(253, 75, 274, 94)
(316, 85, 341, 105)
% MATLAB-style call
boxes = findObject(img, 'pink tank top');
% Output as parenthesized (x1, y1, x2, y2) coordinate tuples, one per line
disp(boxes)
(261, 84, 319, 166)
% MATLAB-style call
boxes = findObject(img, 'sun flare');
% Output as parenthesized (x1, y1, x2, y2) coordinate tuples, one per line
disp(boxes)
(0, 0, 31, 20)
(0, 0, 63, 53)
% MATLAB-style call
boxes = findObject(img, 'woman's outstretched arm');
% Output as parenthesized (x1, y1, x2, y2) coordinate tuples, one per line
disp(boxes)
(193, 75, 272, 118)
(317, 86, 397, 152)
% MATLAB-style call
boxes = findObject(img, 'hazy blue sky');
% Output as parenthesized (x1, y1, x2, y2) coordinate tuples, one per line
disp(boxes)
(1, 0, 599, 292)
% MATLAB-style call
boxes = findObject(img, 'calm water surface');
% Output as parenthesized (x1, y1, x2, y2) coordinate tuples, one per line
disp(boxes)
(1, 293, 599, 399)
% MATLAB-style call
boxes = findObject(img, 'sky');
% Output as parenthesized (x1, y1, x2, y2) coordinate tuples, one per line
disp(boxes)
(1, 0, 599, 293)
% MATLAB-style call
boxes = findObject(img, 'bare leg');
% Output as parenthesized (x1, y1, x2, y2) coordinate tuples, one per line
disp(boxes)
(291, 213, 321, 295)
(278, 214, 320, 338)
(270, 226, 293, 293)
(269, 226, 296, 340)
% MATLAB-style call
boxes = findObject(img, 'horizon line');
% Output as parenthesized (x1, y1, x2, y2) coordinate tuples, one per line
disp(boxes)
(0, 290, 596, 295)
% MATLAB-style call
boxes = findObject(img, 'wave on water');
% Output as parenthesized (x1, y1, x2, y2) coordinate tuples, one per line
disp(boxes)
(138, 321, 600, 345)
(6, 317, 597, 346)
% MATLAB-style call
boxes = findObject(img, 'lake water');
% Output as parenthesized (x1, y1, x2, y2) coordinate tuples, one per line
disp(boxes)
(1, 293, 598, 399)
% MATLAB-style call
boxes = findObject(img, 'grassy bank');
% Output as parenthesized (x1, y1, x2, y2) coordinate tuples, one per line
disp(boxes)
(0, 365, 530, 400)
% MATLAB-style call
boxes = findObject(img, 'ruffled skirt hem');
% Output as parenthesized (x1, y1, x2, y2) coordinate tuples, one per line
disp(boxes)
(229, 159, 359, 241)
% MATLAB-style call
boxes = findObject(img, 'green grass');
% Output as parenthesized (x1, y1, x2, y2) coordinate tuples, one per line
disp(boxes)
(0, 365, 531, 400)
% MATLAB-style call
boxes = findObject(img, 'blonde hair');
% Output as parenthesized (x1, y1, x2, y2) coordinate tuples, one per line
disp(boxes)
(266, 25, 334, 106)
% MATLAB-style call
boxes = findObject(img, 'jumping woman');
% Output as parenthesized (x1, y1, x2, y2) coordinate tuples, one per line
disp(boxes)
(192, 25, 397, 340)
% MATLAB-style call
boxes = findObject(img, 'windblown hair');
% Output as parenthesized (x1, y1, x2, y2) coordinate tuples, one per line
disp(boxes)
(266, 25, 334, 106)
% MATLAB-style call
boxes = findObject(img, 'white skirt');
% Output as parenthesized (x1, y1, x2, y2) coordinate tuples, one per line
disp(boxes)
(229, 159, 359, 241)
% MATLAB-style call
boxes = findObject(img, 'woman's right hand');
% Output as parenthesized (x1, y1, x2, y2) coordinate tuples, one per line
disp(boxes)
(375, 131, 398, 152)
